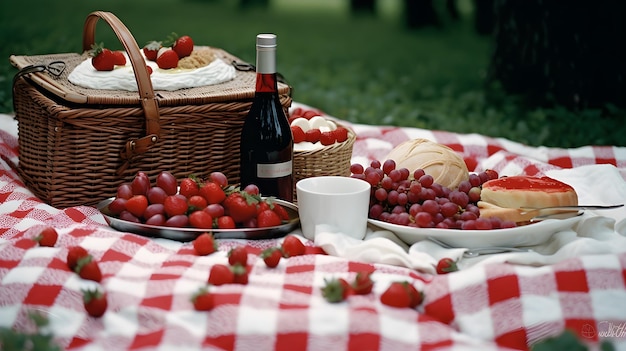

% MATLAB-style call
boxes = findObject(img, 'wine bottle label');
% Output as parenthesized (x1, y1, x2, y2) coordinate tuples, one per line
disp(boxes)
(257, 160, 292, 178)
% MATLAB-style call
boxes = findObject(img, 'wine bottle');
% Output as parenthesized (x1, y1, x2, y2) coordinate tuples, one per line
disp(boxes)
(239, 34, 294, 202)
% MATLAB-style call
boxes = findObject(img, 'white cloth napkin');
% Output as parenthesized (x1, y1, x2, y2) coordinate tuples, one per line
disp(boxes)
(314, 164, 626, 274)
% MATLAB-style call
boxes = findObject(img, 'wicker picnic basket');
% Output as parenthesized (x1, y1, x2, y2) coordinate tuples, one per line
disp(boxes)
(10, 11, 291, 208)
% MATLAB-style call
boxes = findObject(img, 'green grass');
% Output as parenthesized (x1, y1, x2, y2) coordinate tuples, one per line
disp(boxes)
(1, 0, 624, 147)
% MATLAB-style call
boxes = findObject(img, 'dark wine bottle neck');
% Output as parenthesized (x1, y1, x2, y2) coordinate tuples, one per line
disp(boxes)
(255, 73, 279, 93)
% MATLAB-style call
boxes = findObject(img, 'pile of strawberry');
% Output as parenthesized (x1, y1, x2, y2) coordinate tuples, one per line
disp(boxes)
(142, 32, 194, 69)
(190, 234, 307, 311)
(107, 171, 290, 230)
(289, 107, 350, 146)
(89, 32, 194, 72)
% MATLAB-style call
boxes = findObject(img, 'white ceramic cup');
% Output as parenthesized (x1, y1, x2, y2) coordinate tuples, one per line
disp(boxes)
(296, 176, 371, 241)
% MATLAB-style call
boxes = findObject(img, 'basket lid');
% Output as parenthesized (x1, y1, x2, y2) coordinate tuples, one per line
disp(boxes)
(10, 48, 290, 106)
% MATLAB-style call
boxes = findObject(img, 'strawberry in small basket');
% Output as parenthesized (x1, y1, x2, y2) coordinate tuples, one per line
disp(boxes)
(289, 108, 349, 146)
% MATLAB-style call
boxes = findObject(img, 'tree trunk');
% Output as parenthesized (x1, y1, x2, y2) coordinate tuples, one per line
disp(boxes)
(350, 0, 376, 15)
(474, 0, 494, 35)
(404, 0, 440, 29)
(487, 0, 625, 110)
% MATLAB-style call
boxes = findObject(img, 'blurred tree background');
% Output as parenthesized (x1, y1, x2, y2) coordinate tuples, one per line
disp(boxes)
(348, 0, 625, 110)
(0, 0, 624, 147)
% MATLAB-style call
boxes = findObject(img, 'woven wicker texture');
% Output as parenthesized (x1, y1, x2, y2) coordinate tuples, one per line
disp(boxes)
(11, 11, 291, 208)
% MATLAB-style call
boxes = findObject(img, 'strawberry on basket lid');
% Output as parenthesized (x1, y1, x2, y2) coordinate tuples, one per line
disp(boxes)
(385, 138, 469, 189)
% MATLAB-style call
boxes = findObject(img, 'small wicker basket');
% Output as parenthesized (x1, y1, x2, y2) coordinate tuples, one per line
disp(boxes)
(292, 122, 356, 201)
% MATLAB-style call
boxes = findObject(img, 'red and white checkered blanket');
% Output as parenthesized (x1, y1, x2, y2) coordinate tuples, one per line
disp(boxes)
(1, 110, 626, 351)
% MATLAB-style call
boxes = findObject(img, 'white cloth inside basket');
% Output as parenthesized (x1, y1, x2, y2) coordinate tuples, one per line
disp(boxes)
(68, 51, 236, 91)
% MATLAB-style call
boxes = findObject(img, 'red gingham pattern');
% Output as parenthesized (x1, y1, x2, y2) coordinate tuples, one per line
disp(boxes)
(2, 111, 626, 350)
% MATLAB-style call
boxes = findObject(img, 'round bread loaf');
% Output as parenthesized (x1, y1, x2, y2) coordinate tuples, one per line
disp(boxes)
(385, 139, 469, 189)
(479, 175, 578, 223)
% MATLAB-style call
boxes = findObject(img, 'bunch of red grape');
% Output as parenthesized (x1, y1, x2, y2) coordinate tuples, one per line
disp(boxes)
(350, 160, 516, 230)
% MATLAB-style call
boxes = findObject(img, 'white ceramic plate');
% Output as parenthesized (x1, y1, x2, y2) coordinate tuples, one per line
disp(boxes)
(367, 215, 583, 248)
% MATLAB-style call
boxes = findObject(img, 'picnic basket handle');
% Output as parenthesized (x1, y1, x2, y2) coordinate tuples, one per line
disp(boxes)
(82, 11, 161, 175)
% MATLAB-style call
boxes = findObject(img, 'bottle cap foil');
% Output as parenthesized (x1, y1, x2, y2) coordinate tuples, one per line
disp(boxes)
(256, 34, 277, 49)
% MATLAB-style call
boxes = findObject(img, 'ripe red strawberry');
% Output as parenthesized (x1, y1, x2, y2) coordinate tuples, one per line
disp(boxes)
(143, 40, 162, 61)
(191, 286, 214, 311)
(257, 209, 281, 228)
(291, 126, 306, 143)
(256, 201, 271, 214)
(223, 192, 258, 223)
(90, 43, 116, 71)
(67, 246, 89, 271)
(146, 65, 153, 76)
(436, 258, 459, 274)
(199, 182, 226, 204)
(231, 264, 248, 285)
(303, 110, 321, 119)
(82, 288, 107, 317)
(319, 131, 336, 146)
(260, 247, 282, 268)
(192, 232, 217, 256)
(216, 216, 236, 229)
(380, 281, 423, 308)
(352, 271, 374, 295)
(281, 235, 305, 258)
(112, 51, 126, 66)
(189, 210, 213, 229)
(126, 195, 148, 218)
(228, 246, 248, 266)
(164, 195, 188, 217)
(35, 226, 58, 247)
(188, 195, 208, 210)
(333, 127, 349, 143)
(208, 264, 234, 286)
(272, 203, 290, 221)
(179, 177, 200, 198)
(75, 255, 102, 282)
(321, 277, 353, 303)
(156, 48, 179, 69)
(381, 282, 411, 308)
(406, 283, 423, 308)
(173, 35, 194, 58)
(305, 129, 321, 143)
